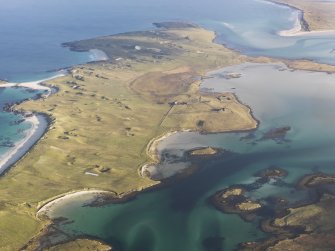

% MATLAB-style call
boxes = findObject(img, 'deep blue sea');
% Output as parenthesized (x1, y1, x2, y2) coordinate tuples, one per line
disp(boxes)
(1, 0, 335, 82)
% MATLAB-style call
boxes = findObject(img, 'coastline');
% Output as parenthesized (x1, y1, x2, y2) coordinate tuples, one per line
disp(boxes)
(266, 0, 309, 33)
(272, 0, 335, 37)
(139, 129, 190, 178)
(36, 189, 114, 217)
(280, 29, 335, 37)
(0, 73, 66, 95)
(277, 10, 303, 36)
(0, 114, 49, 175)
(140, 92, 259, 180)
(0, 75, 62, 175)
(279, 16, 335, 36)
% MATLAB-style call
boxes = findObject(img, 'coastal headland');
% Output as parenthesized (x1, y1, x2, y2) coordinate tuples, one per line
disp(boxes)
(0, 22, 262, 250)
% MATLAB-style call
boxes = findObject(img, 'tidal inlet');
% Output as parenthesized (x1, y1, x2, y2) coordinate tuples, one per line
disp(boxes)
(1, 0, 335, 250)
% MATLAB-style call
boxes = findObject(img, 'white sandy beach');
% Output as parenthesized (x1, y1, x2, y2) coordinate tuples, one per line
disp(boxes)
(0, 74, 64, 175)
(37, 189, 112, 217)
(0, 72, 66, 92)
(278, 13, 335, 37)
(0, 115, 41, 174)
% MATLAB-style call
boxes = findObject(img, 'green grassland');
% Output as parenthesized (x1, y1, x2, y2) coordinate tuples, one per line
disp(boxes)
(0, 25, 259, 250)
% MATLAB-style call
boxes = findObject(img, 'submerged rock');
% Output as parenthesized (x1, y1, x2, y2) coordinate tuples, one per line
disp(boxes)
(261, 126, 291, 142)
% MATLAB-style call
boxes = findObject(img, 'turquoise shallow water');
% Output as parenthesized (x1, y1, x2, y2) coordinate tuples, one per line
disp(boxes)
(0, 87, 46, 161)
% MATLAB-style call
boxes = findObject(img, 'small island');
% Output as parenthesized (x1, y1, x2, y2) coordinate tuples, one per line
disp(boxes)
(298, 173, 335, 189)
(189, 147, 220, 156)
(211, 186, 263, 220)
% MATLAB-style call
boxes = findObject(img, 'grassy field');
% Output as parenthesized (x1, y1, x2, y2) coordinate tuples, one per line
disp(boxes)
(0, 25, 260, 250)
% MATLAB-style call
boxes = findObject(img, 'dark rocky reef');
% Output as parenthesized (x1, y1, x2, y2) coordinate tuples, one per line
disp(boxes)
(261, 126, 291, 142)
